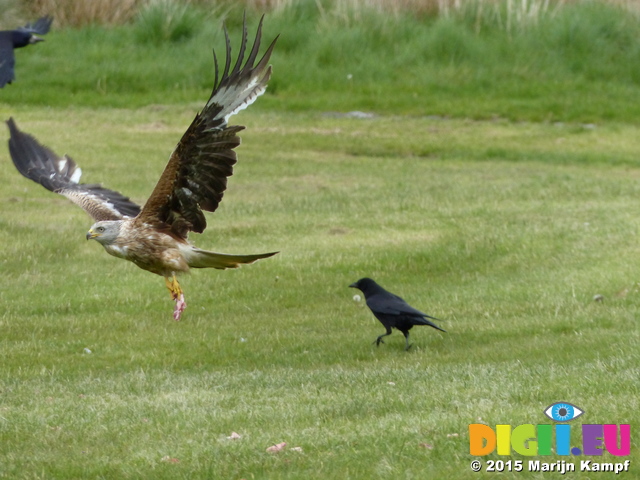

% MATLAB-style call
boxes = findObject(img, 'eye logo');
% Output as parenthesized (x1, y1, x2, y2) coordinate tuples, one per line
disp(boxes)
(544, 402, 584, 422)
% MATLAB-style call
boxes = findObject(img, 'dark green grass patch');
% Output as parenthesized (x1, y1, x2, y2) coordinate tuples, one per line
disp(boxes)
(2, 2, 640, 122)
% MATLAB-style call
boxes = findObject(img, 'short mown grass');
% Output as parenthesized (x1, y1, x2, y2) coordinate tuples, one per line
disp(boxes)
(1, 2, 639, 477)
(0, 107, 638, 478)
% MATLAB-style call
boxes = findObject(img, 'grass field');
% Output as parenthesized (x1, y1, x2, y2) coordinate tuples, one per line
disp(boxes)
(1, 2, 639, 478)
(1, 108, 638, 478)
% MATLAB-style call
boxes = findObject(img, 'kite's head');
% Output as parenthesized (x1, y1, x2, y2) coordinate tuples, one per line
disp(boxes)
(86, 220, 121, 245)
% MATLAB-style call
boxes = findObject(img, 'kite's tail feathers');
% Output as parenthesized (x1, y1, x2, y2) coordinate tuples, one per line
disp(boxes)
(187, 248, 278, 270)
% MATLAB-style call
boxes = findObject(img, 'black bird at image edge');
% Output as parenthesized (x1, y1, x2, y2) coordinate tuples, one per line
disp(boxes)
(0, 16, 52, 88)
(350, 277, 446, 350)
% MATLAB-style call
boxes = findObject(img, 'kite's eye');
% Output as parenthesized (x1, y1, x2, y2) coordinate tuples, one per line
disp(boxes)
(97, 226, 105, 233)
(544, 402, 584, 422)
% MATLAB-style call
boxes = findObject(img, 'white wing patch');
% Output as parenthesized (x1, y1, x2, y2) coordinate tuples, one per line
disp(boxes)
(207, 81, 268, 122)
(56, 156, 82, 183)
(223, 85, 266, 122)
(69, 166, 82, 184)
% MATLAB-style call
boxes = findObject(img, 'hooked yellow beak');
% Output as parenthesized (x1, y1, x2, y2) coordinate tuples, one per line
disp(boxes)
(86, 229, 98, 240)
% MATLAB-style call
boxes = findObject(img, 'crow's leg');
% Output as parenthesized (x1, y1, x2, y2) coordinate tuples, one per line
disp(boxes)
(402, 331, 412, 351)
(373, 326, 393, 347)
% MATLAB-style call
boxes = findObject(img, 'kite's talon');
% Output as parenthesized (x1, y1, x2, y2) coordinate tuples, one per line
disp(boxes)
(173, 293, 187, 321)
(165, 275, 182, 300)
(165, 275, 186, 320)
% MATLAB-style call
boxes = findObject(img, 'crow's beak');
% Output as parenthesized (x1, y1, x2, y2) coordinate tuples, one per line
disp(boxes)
(29, 35, 44, 44)
(349, 282, 358, 288)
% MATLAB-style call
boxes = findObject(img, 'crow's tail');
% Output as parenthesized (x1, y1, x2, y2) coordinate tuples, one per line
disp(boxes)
(416, 316, 446, 333)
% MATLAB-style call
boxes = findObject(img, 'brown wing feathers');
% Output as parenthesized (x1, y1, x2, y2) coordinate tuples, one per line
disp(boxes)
(137, 16, 278, 239)
(154, 123, 243, 237)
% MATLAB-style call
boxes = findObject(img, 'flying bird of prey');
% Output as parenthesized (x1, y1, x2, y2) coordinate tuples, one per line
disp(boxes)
(350, 278, 446, 350)
(0, 16, 52, 88)
(7, 17, 278, 321)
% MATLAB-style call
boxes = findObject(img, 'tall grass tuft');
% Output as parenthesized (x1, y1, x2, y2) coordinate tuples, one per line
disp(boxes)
(23, 0, 143, 27)
(134, 0, 206, 44)
(19, 0, 640, 29)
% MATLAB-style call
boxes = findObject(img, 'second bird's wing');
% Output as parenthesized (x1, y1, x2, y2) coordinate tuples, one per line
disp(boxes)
(7, 118, 141, 221)
(0, 32, 16, 87)
(19, 16, 53, 35)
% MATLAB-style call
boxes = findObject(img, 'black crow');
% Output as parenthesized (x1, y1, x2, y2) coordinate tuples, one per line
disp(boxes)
(0, 16, 53, 88)
(350, 277, 446, 350)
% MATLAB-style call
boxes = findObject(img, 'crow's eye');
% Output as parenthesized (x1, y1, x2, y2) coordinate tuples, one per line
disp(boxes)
(544, 402, 584, 422)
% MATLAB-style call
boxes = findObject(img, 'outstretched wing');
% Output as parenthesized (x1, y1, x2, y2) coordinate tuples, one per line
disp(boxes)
(0, 32, 15, 87)
(135, 15, 278, 239)
(18, 16, 53, 35)
(7, 118, 141, 221)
